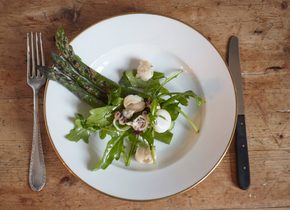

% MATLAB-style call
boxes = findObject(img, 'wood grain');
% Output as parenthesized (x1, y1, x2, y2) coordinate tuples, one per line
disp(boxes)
(0, 0, 289, 209)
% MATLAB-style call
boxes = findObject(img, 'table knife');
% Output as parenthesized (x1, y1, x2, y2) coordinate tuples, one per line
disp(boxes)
(228, 36, 250, 190)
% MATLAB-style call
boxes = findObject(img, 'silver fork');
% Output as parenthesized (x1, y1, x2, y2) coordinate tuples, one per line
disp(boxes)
(27, 32, 46, 191)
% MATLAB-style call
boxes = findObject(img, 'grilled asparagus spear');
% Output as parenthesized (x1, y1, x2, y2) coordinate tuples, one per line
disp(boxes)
(51, 52, 108, 102)
(39, 66, 105, 107)
(55, 27, 121, 102)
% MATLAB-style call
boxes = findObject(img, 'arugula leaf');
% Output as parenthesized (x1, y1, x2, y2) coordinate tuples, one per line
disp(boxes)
(150, 98, 158, 116)
(161, 90, 194, 107)
(195, 95, 205, 106)
(148, 98, 158, 124)
(162, 94, 187, 106)
(119, 70, 164, 92)
(94, 132, 126, 170)
(162, 90, 205, 106)
(142, 128, 155, 146)
(163, 103, 180, 121)
(182, 90, 205, 106)
(154, 71, 182, 95)
(111, 97, 123, 106)
(99, 129, 107, 140)
(99, 126, 119, 139)
(154, 131, 173, 144)
(159, 71, 182, 87)
(108, 87, 122, 105)
(86, 106, 115, 127)
(178, 108, 199, 133)
(152, 71, 165, 80)
(124, 134, 138, 166)
(66, 114, 92, 143)
(158, 86, 169, 95)
(114, 137, 124, 161)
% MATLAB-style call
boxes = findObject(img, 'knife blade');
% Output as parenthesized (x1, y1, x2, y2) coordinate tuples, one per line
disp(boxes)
(228, 36, 250, 190)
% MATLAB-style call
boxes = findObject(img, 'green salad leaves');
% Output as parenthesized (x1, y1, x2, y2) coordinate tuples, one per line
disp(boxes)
(41, 27, 205, 170)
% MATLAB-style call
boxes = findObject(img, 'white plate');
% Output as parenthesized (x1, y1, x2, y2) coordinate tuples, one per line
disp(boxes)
(44, 14, 236, 200)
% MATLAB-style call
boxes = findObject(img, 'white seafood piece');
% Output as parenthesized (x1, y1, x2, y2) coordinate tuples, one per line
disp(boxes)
(122, 109, 135, 119)
(153, 109, 172, 133)
(135, 146, 154, 164)
(123, 95, 145, 113)
(136, 60, 153, 81)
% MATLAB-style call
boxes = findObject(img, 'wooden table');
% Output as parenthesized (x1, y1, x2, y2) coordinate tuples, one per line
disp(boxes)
(1, 0, 289, 209)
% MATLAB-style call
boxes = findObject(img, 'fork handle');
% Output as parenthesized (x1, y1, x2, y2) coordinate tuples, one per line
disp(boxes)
(29, 89, 46, 191)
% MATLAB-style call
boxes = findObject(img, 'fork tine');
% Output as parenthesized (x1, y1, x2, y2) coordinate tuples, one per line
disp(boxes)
(35, 32, 40, 66)
(35, 32, 40, 76)
(40, 32, 45, 66)
(27, 33, 31, 79)
(31, 32, 35, 76)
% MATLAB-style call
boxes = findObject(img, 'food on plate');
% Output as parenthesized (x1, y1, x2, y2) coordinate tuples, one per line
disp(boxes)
(153, 109, 172, 133)
(39, 27, 204, 169)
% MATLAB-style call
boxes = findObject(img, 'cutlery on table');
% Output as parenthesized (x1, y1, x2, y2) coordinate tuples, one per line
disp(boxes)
(27, 32, 46, 191)
(228, 36, 251, 190)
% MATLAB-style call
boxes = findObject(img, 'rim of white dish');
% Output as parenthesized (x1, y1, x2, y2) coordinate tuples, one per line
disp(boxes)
(43, 12, 237, 201)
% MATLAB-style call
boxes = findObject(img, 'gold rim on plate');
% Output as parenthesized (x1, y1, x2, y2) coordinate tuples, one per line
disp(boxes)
(43, 12, 238, 201)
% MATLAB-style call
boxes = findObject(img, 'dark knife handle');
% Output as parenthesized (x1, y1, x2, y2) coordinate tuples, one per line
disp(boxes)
(235, 115, 250, 190)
